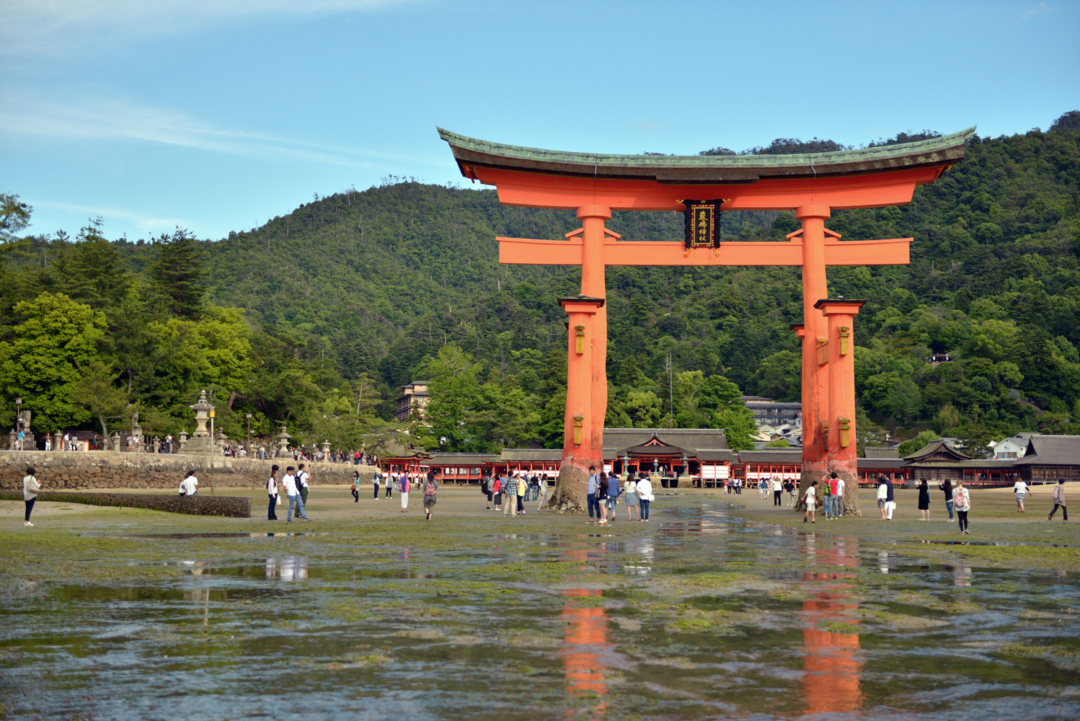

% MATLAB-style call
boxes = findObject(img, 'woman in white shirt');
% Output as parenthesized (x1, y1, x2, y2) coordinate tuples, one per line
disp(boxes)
(636, 474, 653, 522)
(1013, 479, 1030, 513)
(803, 480, 818, 524)
(23, 466, 41, 527)
(267, 465, 279, 521)
(876, 478, 889, 521)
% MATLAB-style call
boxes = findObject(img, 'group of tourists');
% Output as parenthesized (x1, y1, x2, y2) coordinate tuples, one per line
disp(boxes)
(265, 464, 311, 522)
(585, 466, 654, 524)
(479, 472, 549, 517)
(801, 472, 848, 523)
(342, 470, 438, 519)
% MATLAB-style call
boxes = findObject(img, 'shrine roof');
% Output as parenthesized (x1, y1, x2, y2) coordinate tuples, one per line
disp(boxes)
(439, 127, 976, 185)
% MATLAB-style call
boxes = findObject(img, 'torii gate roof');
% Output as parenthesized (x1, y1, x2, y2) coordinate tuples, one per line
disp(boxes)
(439, 127, 975, 185)
(438, 127, 976, 212)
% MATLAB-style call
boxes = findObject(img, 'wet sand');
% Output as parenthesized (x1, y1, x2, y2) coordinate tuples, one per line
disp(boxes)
(2, 487, 1078, 719)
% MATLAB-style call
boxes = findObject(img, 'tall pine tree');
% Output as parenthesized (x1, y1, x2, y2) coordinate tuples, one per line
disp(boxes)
(151, 228, 205, 318)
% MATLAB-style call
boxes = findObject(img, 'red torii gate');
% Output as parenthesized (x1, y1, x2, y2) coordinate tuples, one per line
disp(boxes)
(440, 128, 974, 513)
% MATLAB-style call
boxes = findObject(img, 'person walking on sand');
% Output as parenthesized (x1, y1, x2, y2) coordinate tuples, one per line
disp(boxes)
(624, 475, 639, 521)
(877, 476, 889, 521)
(803, 481, 818, 524)
(596, 471, 610, 526)
(536, 474, 549, 511)
(422, 471, 438, 521)
(604, 471, 621, 524)
(373, 472, 381, 500)
(1013, 478, 1031, 513)
(283, 466, 309, 522)
(386, 472, 394, 499)
(351, 471, 361, 503)
(586, 466, 600, 523)
(296, 463, 310, 509)
(1048, 479, 1067, 521)
(517, 472, 528, 515)
(771, 476, 783, 507)
(400, 473, 411, 513)
(954, 478, 971, 535)
(503, 473, 518, 518)
(884, 475, 896, 521)
(23, 466, 41, 527)
(267, 465, 280, 521)
(637, 472, 653, 522)
(918, 478, 931, 521)
(939, 479, 954, 521)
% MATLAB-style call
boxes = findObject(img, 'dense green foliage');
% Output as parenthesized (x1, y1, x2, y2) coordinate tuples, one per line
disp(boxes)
(2, 114, 1078, 456)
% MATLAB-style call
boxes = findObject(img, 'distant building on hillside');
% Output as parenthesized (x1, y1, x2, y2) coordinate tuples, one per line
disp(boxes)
(395, 380, 431, 422)
(741, 396, 802, 429)
(990, 434, 1031, 460)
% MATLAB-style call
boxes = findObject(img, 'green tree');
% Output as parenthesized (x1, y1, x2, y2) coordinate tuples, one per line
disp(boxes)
(0, 292, 106, 430)
(897, 429, 939, 457)
(65, 219, 133, 310)
(764, 438, 790, 448)
(151, 228, 205, 318)
(69, 360, 129, 444)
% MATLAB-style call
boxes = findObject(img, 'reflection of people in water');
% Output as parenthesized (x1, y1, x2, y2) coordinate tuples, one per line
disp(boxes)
(802, 538, 862, 715)
(264, 556, 308, 582)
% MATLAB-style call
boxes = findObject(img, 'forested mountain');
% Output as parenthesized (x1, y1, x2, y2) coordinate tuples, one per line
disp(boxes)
(2, 112, 1078, 456)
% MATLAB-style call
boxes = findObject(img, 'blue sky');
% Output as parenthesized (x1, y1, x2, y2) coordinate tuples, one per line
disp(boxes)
(2, 0, 1078, 241)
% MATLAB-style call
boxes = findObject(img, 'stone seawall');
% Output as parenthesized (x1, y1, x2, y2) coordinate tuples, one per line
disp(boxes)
(0, 451, 377, 491)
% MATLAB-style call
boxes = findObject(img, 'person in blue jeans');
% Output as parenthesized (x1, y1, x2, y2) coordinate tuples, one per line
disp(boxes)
(605, 472, 621, 524)
(283, 466, 309, 522)
(586, 466, 600, 522)
(938, 479, 954, 520)
(636, 473, 653, 522)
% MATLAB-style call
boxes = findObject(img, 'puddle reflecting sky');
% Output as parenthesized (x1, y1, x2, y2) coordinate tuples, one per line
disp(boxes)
(2, 501, 1079, 719)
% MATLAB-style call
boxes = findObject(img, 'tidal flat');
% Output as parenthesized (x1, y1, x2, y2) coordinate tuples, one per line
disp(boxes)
(2, 487, 1078, 720)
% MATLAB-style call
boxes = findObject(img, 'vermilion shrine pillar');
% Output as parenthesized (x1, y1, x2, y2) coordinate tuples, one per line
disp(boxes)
(578, 205, 611, 456)
(817, 299, 866, 516)
(556, 295, 605, 506)
(797, 205, 831, 484)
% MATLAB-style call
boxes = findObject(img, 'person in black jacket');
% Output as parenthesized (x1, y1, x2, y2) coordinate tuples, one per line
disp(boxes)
(917, 478, 931, 521)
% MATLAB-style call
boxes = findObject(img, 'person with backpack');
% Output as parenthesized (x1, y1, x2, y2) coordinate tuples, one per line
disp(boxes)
(267, 465, 280, 521)
(422, 471, 438, 521)
(820, 476, 832, 519)
(1048, 479, 1068, 521)
(954, 479, 971, 534)
(400, 473, 411, 513)
(296, 463, 310, 508)
(282, 466, 309, 522)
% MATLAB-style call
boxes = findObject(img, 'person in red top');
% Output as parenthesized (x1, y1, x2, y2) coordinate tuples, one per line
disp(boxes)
(493, 476, 503, 511)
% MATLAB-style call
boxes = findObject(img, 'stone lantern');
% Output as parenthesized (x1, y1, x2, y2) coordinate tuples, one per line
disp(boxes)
(276, 425, 290, 458)
(187, 390, 214, 454)
(322, 439, 331, 455)
(178, 430, 189, 453)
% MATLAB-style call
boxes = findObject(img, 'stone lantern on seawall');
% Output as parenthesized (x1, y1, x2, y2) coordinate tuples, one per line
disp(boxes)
(322, 440, 331, 456)
(188, 390, 214, 454)
(276, 425, 290, 458)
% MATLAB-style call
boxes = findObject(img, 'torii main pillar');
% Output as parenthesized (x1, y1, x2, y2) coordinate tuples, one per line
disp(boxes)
(438, 125, 974, 513)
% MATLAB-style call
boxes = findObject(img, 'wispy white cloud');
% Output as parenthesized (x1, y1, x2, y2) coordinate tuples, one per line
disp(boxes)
(1022, 3, 1051, 20)
(29, 199, 192, 235)
(0, 90, 443, 169)
(1, 0, 423, 55)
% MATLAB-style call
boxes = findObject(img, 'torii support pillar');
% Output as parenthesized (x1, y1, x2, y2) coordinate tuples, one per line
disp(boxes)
(797, 205, 831, 491)
(552, 295, 605, 512)
(817, 299, 867, 516)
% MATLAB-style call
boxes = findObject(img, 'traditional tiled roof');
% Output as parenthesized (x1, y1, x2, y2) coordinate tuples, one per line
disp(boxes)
(1012, 435, 1080, 466)
(602, 428, 729, 454)
(737, 450, 804, 464)
(697, 449, 738, 462)
(864, 446, 900, 459)
(904, 440, 972, 463)
(440, 127, 976, 184)
(500, 449, 562, 462)
(426, 452, 498, 465)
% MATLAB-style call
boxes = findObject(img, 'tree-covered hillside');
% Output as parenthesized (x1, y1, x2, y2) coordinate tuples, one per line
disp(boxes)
(2, 112, 1078, 455)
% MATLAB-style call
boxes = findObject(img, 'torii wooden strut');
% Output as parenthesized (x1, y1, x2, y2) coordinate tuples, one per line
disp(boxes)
(441, 127, 974, 512)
